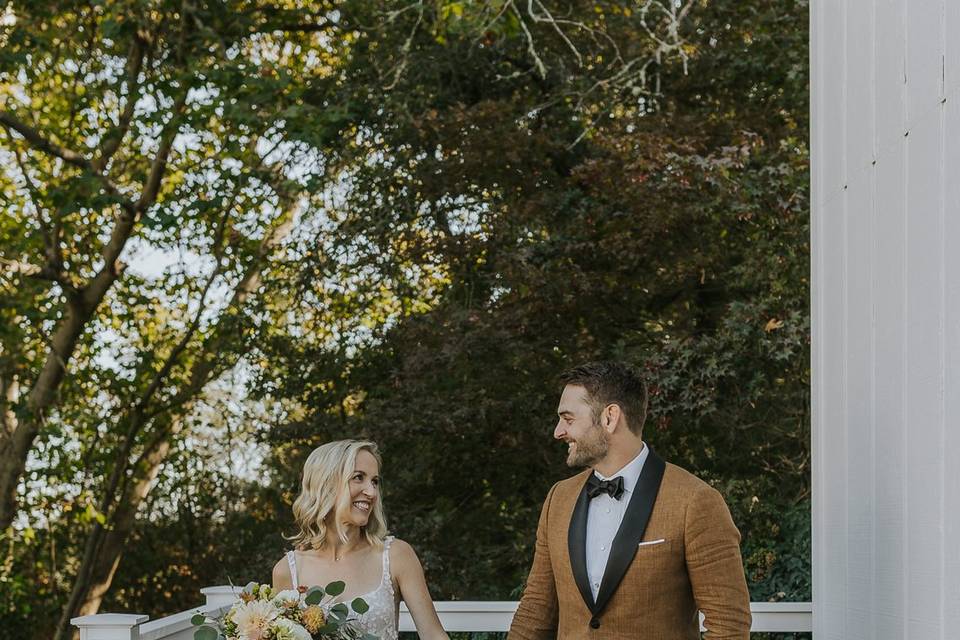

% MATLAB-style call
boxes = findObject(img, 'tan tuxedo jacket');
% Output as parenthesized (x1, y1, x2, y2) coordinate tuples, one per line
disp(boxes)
(508, 449, 751, 639)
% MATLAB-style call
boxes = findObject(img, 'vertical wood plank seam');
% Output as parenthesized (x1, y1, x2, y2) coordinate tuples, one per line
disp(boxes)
(840, 0, 850, 636)
(938, 0, 948, 636)
(815, 41, 960, 218)
(901, 0, 910, 635)
(868, 0, 878, 637)
(810, 0, 824, 636)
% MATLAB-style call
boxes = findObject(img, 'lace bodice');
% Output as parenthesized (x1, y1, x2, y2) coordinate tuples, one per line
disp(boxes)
(286, 536, 398, 640)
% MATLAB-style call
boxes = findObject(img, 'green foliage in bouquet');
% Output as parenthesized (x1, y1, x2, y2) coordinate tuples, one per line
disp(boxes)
(191, 581, 377, 640)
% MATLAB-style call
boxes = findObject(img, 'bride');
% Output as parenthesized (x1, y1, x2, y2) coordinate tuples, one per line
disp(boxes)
(272, 440, 449, 640)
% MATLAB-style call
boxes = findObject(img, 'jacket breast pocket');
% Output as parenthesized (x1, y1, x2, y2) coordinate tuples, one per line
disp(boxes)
(637, 538, 668, 549)
(632, 537, 678, 573)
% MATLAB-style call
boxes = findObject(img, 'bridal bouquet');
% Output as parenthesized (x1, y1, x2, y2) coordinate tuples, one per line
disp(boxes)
(192, 581, 377, 640)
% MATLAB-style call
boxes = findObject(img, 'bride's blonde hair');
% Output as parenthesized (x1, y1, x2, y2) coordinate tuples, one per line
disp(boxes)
(289, 440, 388, 550)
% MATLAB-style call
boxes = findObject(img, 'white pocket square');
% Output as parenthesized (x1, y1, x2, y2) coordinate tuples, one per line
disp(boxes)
(638, 538, 666, 547)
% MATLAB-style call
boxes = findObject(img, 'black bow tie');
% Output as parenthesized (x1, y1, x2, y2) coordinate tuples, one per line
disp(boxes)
(586, 475, 625, 500)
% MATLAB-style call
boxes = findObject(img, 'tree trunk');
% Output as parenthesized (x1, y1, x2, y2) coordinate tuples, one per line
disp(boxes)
(0, 85, 188, 531)
(0, 373, 17, 436)
(53, 429, 176, 640)
(0, 372, 21, 530)
(0, 286, 106, 527)
(51, 197, 300, 639)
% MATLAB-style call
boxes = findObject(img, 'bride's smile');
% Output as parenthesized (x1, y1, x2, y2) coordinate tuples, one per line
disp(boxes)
(345, 450, 380, 527)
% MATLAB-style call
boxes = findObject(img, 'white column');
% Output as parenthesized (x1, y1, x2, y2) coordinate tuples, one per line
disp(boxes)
(812, 0, 960, 638)
(200, 585, 242, 609)
(71, 613, 148, 640)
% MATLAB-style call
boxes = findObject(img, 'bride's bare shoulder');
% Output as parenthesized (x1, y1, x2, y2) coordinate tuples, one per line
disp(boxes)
(387, 538, 422, 571)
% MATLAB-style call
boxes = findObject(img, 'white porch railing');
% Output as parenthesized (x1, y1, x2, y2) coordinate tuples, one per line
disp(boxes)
(73, 587, 812, 639)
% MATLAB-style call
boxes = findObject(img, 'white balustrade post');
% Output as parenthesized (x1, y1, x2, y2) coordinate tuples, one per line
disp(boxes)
(200, 585, 242, 609)
(71, 613, 148, 640)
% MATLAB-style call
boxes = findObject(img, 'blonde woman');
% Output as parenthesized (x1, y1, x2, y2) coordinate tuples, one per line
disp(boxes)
(272, 440, 449, 640)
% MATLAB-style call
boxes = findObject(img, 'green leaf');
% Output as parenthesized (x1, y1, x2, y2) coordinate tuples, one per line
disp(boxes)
(194, 625, 218, 640)
(324, 580, 345, 596)
(329, 603, 349, 620)
(304, 586, 325, 605)
(190, 613, 206, 626)
(350, 597, 369, 614)
(317, 622, 339, 633)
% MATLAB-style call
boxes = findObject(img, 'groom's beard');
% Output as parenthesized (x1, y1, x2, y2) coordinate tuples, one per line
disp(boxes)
(566, 424, 610, 467)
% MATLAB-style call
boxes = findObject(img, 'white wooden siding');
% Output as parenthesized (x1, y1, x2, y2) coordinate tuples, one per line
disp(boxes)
(812, 0, 959, 638)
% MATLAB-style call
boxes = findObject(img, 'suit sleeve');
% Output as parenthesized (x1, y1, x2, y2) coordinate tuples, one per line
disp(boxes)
(683, 485, 752, 639)
(507, 483, 560, 640)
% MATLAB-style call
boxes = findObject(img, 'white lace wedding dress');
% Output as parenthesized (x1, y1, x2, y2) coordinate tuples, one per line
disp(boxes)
(286, 536, 399, 640)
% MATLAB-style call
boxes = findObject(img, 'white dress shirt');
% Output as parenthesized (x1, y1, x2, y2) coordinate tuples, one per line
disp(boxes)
(584, 443, 649, 601)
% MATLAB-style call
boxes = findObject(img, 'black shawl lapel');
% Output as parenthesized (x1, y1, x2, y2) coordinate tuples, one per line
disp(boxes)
(567, 474, 596, 613)
(593, 447, 666, 616)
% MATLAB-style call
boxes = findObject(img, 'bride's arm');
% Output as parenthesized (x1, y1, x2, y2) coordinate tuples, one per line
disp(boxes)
(391, 539, 449, 640)
(272, 557, 293, 591)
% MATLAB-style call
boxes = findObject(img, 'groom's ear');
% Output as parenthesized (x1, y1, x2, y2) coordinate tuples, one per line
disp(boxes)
(602, 403, 622, 433)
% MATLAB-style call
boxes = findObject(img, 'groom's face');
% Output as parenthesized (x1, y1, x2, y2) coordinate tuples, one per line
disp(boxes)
(555, 384, 609, 468)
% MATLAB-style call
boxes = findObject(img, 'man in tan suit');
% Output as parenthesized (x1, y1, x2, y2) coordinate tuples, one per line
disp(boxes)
(508, 362, 751, 639)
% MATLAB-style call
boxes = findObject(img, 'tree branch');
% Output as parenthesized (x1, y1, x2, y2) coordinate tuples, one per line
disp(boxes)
(135, 86, 189, 212)
(0, 80, 193, 530)
(94, 36, 146, 172)
(0, 111, 92, 170)
(0, 111, 136, 213)
(148, 195, 301, 422)
(82, 81, 192, 310)
(101, 157, 294, 524)
(5, 140, 77, 289)
(271, 22, 330, 33)
(384, 3, 425, 91)
(510, 2, 548, 80)
(131, 195, 237, 417)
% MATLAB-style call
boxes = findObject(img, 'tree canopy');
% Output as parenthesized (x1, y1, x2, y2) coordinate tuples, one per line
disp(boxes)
(0, 1, 809, 637)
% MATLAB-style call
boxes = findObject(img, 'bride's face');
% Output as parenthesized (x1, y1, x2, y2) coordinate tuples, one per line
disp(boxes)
(344, 450, 380, 528)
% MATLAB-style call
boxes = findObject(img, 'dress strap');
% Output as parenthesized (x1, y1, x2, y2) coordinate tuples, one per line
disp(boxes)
(381, 536, 394, 588)
(286, 550, 299, 588)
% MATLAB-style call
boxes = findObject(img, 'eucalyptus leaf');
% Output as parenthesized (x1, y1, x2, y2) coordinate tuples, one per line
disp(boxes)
(194, 625, 218, 640)
(324, 580, 346, 596)
(190, 613, 206, 626)
(351, 597, 370, 614)
(304, 586, 325, 605)
(329, 602, 349, 620)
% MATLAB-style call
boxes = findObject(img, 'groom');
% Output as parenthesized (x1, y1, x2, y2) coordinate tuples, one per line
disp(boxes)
(508, 362, 751, 639)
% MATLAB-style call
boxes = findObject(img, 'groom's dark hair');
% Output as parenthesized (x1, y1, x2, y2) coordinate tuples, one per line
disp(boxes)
(559, 361, 648, 436)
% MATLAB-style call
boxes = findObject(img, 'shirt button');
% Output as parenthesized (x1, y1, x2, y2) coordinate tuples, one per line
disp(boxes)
(600, 545, 605, 551)
(593, 582, 599, 588)
(605, 508, 611, 513)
